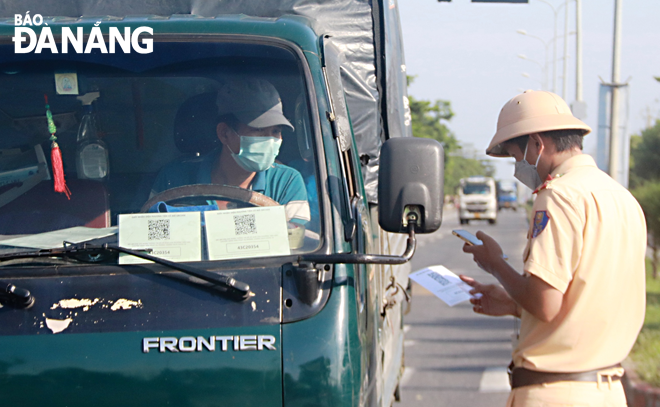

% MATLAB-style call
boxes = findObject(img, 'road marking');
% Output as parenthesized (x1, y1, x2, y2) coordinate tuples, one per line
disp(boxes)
(404, 324, 411, 333)
(404, 339, 416, 347)
(479, 367, 511, 393)
(400, 367, 415, 387)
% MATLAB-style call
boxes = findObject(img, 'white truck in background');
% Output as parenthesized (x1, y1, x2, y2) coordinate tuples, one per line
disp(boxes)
(458, 176, 497, 225)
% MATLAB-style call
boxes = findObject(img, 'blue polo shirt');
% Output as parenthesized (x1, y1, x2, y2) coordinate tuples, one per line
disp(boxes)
(151, 149, 311, 224)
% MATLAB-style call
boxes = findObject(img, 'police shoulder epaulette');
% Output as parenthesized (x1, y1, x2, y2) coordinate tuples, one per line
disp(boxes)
(533, 173, 564, 194)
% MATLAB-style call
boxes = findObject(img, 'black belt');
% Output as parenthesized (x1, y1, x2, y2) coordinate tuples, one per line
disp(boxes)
(507, 362, 623, 389)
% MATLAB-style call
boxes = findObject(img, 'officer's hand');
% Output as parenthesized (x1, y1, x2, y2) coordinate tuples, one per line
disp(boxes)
(462, 231, 504, 276)
(459, 275, 519, 317)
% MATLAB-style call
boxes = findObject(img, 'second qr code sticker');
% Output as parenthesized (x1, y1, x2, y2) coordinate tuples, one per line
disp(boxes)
(205, 206, 290, 260)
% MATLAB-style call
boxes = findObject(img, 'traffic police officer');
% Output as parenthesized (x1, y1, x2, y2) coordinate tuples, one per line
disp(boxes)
(460, 90, 646, 407)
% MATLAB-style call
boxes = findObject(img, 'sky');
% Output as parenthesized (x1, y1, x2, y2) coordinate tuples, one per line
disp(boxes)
(398, 0, 660, 181)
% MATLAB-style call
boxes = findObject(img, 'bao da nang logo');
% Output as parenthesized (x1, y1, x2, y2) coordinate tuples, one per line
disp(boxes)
(13, 12, 153, 54)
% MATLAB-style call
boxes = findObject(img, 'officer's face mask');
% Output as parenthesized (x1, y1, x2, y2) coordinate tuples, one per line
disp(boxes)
(514, 140, 543, 190)
(229, 130, 282, 173)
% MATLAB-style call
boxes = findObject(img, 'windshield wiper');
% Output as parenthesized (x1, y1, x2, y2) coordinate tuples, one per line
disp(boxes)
(0, 243, 252, 300)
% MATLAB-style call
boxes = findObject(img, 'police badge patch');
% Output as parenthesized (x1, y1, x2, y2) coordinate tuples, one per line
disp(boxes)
(532, 211, 550, 238)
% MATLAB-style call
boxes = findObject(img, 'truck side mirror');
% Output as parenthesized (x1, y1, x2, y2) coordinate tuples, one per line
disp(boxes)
(378, 138, 444, 234)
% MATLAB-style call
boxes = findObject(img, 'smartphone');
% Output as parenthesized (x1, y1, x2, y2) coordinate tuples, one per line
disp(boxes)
(453, 229, 509, 261)
(452, 229, 482, 246)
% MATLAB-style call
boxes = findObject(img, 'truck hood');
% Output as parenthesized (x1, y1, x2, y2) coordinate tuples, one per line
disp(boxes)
(0, 264, 283, 407)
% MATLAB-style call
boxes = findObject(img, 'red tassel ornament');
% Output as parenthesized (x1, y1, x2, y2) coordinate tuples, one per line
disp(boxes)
(45, 95, 71, 199)
(50, 140, 71, 199)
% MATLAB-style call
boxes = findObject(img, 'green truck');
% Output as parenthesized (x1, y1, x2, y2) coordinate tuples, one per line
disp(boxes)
(0, 2, 444, 406)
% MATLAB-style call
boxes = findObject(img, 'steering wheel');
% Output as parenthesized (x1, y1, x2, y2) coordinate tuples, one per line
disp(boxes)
(140, 184, 279, 213)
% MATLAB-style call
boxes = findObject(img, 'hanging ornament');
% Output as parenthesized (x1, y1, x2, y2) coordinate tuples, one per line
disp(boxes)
(45, 94, 71, 199)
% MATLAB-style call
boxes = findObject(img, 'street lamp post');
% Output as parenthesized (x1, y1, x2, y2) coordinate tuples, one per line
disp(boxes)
(529, 0, 573, 95)
(575, 0, 583, 102)
(562, 0, 570, 99)
(516, 30, 549, 91)
(521, 72, 544, 89)
(518, 55, 547, 90)
(571, 0, 587, 119)
(519, 1, 586, 119)
(609, 0, 624, 182)
(535, 0, 560, 93)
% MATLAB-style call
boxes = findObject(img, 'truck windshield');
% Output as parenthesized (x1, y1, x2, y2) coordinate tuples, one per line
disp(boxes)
(463, 184, 490, 195)
(0, 39, 321, 263)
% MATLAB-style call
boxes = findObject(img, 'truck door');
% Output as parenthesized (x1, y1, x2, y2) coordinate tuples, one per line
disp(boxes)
(324, 37, 409, 407)
(375, 227, 410, 407)
(323, 38, 382, 406)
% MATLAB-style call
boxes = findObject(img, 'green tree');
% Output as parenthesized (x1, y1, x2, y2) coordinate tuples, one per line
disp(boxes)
(443, 150, 496, 196)
(408, 76, 458, 151)
(630, 120, 660, 189)
(409, 96, 459, 152)
(407, 77, 492, 196)
(630, 119, 660, 278)
(632, 182, 660, 279)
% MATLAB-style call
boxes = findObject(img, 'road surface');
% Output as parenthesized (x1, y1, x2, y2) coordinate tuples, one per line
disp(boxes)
(398, 206, 529, 407)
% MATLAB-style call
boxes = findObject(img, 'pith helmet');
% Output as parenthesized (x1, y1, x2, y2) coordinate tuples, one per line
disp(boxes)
(486, 90, 591, 157)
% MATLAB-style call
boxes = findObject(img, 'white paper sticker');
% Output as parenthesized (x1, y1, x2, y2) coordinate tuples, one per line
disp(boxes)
(54, 73, 79, 95)
(409, 265, 473, 307)
(205, 206, 290, 261)
(0, 226, 117, 249)
(118, 212, 202, 264)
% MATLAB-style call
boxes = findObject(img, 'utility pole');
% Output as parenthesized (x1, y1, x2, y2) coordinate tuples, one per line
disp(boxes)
(608, 0, 623, 181)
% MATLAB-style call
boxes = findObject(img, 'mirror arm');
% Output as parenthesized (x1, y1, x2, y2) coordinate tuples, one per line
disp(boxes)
(297, 217, 417, 265)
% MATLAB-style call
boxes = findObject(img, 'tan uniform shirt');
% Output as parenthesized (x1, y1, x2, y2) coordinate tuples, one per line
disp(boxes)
(513, 154, 646, 372)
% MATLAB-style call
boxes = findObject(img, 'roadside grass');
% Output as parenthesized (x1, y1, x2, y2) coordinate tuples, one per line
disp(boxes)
(629, 258, 660, 387)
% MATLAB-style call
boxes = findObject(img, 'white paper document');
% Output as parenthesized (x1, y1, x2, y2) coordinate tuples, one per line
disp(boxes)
(0, 226, 118, 249)
(205, 206, 290, 261)
(409, 265, 473, 307)
(118, 212, 202, 264)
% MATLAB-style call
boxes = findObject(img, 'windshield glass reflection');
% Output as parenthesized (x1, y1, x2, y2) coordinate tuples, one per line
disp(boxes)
(0, 40, 321, 263)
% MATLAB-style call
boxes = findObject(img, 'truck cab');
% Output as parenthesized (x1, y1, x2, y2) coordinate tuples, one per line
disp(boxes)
(0, 2, 444, 406)
(497, 180, 519, 211)
(458, 176, 497, 225)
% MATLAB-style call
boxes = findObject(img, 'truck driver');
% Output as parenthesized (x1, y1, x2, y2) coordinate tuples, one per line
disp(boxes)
(150, 78, 311, 226)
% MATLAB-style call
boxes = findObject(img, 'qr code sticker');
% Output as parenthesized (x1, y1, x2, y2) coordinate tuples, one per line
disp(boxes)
(148, 219, 171, 241)
(234, 214, 257, 236)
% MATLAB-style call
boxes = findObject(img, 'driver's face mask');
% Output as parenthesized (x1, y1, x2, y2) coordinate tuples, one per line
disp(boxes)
(514, 139, 543, 190)
(229, 131, 282, 173)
